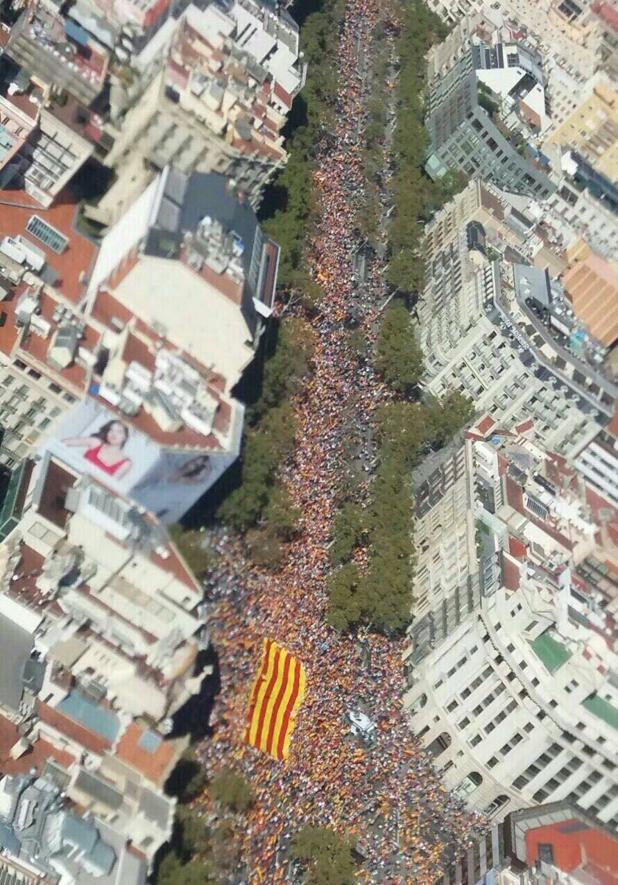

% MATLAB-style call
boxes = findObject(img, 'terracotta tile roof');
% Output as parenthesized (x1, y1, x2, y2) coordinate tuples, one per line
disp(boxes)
(0, 189, 98, 304)
(476, 415, 496, 436)
(115, 722, 177, 786)
(0, 283, 28, 357)
(0, 713, 75, 775)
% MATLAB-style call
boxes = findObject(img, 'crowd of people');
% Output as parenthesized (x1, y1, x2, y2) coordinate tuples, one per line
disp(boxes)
(196, 0, 485, 881)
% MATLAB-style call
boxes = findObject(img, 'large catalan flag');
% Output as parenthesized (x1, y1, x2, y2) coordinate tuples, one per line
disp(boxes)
(244, 639, 306, 761)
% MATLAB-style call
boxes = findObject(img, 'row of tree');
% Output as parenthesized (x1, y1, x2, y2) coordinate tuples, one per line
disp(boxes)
(326, 386, 473, 634)
(262, 0, 345, 290)
(210, 0, 350, 561)
(217, 318, 312, 541)
(155, 749, 357, 884)
(387, 0, 463, 294)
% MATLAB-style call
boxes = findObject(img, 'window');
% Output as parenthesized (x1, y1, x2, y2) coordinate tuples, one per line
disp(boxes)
(538, 844, 554, 864)
(487, 756, 499, 768)
(26, 215, 68, 254)
(524, 722, 534, 733)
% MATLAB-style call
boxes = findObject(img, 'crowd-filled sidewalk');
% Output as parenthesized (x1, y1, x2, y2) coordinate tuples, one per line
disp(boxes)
(196, 1, 485, 881)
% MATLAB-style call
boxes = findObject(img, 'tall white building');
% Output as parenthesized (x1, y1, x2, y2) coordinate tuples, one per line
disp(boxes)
(404, 422, 618, 829)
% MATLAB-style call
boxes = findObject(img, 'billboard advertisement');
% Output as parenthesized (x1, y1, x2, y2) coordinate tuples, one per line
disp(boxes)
(40, 399, 161, 495)
(131, 450, 236, 524)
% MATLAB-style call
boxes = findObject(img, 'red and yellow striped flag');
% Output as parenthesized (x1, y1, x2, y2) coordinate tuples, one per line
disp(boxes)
(244, 639, 306, 761)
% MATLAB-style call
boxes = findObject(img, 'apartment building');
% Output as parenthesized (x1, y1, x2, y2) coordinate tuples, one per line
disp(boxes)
(404, 423, 618, 830)
(424, 36, 555, 197)
(0, 449, 209, 863)
(543, 159, 618, 259)
(545, 78, 618, 181)
(425, 314, 601, 458)
(442, 800, 618, 885)
(417, 178, 618, 463)
(4, 5, 110, 106)
(87, 165, 277, 391)
(0, 72, 100, 208)
(0, 162, 277, 521)
(407, 439, 481, 665)
(99, 0, 305, 216)
(0, 770, 147, 885)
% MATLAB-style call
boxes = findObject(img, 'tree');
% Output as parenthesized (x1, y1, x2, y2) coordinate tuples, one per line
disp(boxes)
(330, 503, 366, 565)
(264, 486, 301, 538)
(168, 525, 211, 581)
(176, 807, 212, 861)
(210, 820, 243, 878)
(326, 564, 365, 632)
(165, 750, 206, 803)
(255, 320, 314, 418)
(291, 826, 357, 885)
(154, 851, 218, 885)
(375, 304, 424, 392)
(425, 390, 474, 447)
(210, 768, 254, 813)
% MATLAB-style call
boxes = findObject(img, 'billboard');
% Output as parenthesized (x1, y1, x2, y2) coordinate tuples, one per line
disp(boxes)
(40, 399, 239, 523)
(40, 399, 161, 495)
(131, 450, 236, 524)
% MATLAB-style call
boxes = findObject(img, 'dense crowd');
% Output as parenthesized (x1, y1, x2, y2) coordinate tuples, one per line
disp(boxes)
(196, 1, 485, 881)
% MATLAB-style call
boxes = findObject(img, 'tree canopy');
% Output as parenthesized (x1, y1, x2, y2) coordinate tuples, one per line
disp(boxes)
(209, 767, 254, 813)
(375, 304, 424, 392)
(291, 826, 357, 885)
(386, 0, 463, 295)
(168, 526, 211, 581)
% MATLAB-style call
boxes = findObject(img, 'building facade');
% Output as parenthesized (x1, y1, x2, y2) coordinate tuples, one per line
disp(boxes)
(99, 0, 305, 216)
(404, 424, 618, 831)
(425, 40, 555, 197)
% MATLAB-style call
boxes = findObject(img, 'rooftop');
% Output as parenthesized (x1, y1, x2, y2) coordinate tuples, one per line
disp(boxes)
(56, 690, 121, 744)
(582, 693, 618, 731)
(0, 189, 98, 304)
(115, 723, 177, 786)
(530, 630, 572, 672)
(0, 713, 75, 777)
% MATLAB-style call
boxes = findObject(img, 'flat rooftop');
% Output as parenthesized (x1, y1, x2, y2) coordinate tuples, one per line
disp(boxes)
(0, 189, 98, 304)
